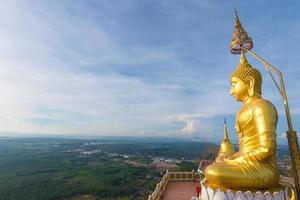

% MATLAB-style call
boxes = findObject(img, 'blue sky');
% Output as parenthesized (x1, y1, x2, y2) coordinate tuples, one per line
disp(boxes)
(0, 0, 299, 144)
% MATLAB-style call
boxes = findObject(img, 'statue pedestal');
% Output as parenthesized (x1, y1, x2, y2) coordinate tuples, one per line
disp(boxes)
(200, 183, 290, 200)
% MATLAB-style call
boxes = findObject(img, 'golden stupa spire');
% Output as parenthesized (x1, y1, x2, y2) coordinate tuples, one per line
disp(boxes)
(223, 118, 229, 141)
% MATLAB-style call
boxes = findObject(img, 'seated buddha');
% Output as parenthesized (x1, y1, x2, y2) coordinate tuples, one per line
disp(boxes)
(204, 52, 280, 189)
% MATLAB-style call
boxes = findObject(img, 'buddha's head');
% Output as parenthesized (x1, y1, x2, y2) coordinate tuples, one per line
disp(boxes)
(230, 52, 262, 102)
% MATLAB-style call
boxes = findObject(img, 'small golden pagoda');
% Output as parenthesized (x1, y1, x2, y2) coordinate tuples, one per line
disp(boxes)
(217, 119, 234, 158)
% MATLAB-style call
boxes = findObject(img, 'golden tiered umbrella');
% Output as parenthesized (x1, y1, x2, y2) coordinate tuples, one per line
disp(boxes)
(230, 10, 253, 54)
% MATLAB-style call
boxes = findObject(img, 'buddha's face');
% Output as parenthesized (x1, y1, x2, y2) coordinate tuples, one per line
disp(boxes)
(230, 77, 249, 102)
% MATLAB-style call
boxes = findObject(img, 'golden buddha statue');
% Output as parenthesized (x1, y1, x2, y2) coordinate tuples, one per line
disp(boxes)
(204, 52, 280, 189)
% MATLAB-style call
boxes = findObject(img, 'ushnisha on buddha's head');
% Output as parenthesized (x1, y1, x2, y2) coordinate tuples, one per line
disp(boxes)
(230, 51, 262, 102)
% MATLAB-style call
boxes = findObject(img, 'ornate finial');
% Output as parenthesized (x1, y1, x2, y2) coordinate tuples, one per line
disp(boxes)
(234, 9, 240, 26)
(234, 8, 238, 17)
(230, 10, 253, 54)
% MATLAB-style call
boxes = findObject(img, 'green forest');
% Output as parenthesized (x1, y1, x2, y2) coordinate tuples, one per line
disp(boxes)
(0, 138, 217, 200)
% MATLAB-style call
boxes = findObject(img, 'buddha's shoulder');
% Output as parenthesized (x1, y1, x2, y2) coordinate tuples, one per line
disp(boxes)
(252, 98, 277, 113)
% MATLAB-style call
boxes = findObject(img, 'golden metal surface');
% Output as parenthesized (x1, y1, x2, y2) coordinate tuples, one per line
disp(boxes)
(204, 53, 280, 189)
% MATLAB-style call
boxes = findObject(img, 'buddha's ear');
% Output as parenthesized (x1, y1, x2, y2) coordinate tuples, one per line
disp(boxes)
(246, 76, 255, 96)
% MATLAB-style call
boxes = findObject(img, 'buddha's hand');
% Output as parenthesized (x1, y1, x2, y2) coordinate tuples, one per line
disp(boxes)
(224, 156, 244, 165)
(215, 155, 225, 163)
(223, 157, 235, 165)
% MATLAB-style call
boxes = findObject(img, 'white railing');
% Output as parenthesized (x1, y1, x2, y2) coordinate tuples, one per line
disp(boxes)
(148, 170, 202, 200)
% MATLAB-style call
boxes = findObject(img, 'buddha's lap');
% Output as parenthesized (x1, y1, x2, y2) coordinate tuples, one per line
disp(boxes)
(205, 162, 278, 181)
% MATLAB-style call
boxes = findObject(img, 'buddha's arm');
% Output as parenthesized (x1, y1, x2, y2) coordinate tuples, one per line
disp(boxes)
(241, 136, 275, 162)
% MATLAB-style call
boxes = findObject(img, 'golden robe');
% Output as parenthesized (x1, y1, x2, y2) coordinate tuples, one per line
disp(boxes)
(205, 98, 280, 189)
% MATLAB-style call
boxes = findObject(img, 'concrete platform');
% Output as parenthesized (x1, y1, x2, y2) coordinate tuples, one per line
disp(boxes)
(163, 181, 200, 200)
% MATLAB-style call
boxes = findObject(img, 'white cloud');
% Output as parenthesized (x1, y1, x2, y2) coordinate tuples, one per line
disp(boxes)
(181, 121, 195, 134)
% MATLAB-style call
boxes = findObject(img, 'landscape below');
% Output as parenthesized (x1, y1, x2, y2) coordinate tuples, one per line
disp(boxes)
(0, 137, 292, 200)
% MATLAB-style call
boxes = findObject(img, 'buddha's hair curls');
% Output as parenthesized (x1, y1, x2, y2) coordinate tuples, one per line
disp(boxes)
(230, 53, 262, 95)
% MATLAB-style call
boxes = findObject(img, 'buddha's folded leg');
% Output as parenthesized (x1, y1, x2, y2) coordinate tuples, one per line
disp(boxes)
(204, 163, 278, 189)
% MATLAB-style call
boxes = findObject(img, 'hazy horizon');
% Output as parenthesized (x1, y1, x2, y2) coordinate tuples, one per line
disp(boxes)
(0, 131, 292, 146)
